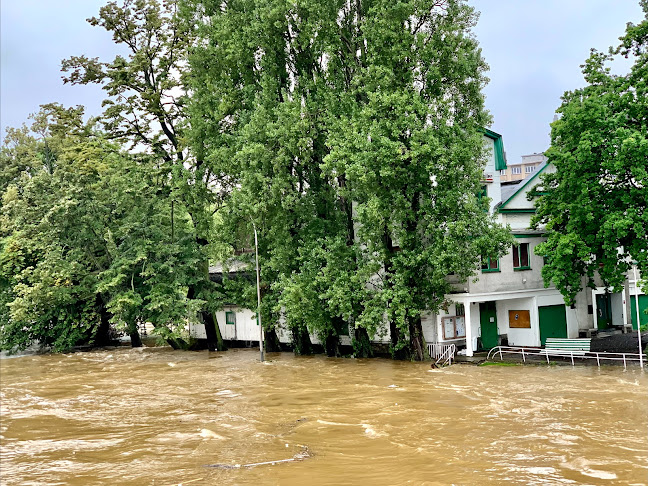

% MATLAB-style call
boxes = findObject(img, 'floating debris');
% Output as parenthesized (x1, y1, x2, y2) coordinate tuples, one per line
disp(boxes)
(204, 446, 312, 469)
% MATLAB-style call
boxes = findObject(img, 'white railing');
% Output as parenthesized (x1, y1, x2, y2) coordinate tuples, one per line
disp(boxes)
(436, 344, 456, 367)
(428, 342, 454, 359)
(428, 342, 456, 366)
(486, 345, 645, 370)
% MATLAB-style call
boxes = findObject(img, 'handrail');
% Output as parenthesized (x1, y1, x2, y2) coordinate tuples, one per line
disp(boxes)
(434, 344, 456, 367)
(428, 342, 456, 359)
(486, 345, 645, 370)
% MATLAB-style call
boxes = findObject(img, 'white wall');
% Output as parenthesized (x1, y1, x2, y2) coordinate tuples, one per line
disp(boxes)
(189, 307, 260, 342)
(495, 297, 539, 347)
(483, 135, 502, 215)
(421, 312, 436, 343)
(611, 293, 624, 327)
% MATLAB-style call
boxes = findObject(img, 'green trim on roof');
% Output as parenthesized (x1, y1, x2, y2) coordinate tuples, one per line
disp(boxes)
(512, 233, 544, 238)
(481, 128, 507, 171)
(499, 208, 536, 214)
(498, 163, 549, 211)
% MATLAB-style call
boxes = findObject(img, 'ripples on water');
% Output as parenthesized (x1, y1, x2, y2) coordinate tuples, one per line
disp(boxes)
(1, 347, 647, 485)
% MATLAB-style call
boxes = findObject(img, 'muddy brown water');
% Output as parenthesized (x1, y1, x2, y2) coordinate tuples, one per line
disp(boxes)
(1, 347, 647, 485)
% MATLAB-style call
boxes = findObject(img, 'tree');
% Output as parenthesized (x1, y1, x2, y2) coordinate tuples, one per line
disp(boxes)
(61, 0, 227, 350)
(0, 104, 198, 352)
(185, 0, 511, 359)
(533, 2, 648, 304)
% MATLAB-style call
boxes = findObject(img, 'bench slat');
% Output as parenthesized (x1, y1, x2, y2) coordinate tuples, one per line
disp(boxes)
(540, 349, 587, 356)
(544, 338, 591, 356)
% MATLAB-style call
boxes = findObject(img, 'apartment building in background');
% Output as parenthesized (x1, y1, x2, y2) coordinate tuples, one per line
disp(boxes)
(500, 152, 547, 182)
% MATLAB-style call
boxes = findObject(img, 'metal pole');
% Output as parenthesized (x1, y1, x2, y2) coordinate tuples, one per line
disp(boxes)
(253, 222, 264, 362)
(633, 265, 643, 369)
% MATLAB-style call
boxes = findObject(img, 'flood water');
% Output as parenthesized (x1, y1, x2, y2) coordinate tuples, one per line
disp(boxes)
(1, 347, 647, 486)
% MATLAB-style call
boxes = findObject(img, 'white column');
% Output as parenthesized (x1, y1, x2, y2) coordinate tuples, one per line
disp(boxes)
(465, 301, 473, 357)
(531, 296, 540, 344)
(591, 290, 599, 331)
(623, 280, 630, 329)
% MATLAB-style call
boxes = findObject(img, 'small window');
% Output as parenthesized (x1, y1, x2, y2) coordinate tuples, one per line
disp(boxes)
(525, 165, 535, 173)
(442, 316, 466, 339)
(455, 303, 465, 317)
(481, 256, 499, 272)
(513, 243, 530, 269)
(225, 311, 236, 325)
(512, 166, 522, 175)
(500, 169, 507, 176)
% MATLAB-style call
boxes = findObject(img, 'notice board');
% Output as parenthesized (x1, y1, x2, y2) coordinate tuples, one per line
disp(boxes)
(509, 310, 531, 328)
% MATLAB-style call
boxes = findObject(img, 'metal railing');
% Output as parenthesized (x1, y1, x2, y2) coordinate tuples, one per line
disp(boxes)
(486, 345, 645, 370)
(428, 342, 455, 359)
(428, 342, 456, 367)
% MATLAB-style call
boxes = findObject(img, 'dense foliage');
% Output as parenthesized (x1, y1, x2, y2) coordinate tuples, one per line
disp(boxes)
(185, 0, 511, 359)
(534, 2, 648, 304)
(2, 0, 513, 357)
(0, 105, 199, 351)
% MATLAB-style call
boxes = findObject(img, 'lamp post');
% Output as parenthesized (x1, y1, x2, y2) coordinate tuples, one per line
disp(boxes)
(252, 221, 264, 362)
(633, 264, 643, 369)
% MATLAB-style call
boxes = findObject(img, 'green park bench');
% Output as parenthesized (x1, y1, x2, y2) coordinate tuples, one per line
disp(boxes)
(540, 338, 591, 364)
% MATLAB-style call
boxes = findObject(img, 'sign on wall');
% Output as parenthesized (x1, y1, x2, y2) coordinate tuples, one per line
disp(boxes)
(442, 316, 466, 339)
(508, 310, 531, 329)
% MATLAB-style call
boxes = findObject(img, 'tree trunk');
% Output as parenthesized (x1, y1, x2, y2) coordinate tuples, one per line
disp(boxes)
(292, 325, 313, 355)
(264, 327, 282, 352)
(325, 332, 340, 357)
(94, 295, 113, 347)
(389, 321, 410, 360)
(187, 274, 226, 351)
(128, 322, 142, 348)
(408, 314, 426, 361)
(202, 310, 226, 352)
(149, 322, 190, 350)
(352, 327, 372, 358)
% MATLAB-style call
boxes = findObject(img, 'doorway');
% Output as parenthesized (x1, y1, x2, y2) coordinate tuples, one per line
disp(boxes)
(596, 293, 612, 330)
(539, 304, 568, 345)
(479, 302, 498, 350)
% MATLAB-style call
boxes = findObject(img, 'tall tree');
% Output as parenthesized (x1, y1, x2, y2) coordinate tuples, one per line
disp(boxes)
(186, 0, 511, 359)
(61, 0, 226, 350)
(533, 2, 648, 304)
(324, 0, 511, 359)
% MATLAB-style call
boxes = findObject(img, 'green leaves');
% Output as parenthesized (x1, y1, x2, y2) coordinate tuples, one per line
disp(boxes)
(0, 104, 200, 351)
(534, 5, 648, 303)
(187, 0, 510, 358)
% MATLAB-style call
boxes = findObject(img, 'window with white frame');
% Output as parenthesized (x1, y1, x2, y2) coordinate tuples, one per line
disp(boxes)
(511, 166, 522, 175)
(500, 169, 507, 176)
(525, 165, 536, 173)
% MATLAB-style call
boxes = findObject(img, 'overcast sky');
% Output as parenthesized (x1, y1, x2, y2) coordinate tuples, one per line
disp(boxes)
(1, 0, 644, 163)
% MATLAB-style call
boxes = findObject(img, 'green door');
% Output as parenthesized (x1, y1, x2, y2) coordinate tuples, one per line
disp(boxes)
(539, 304, 568, 345)
(630, 295, 648, 330)
(479, 302, 498, 350)
(596, 294, 612, 330)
